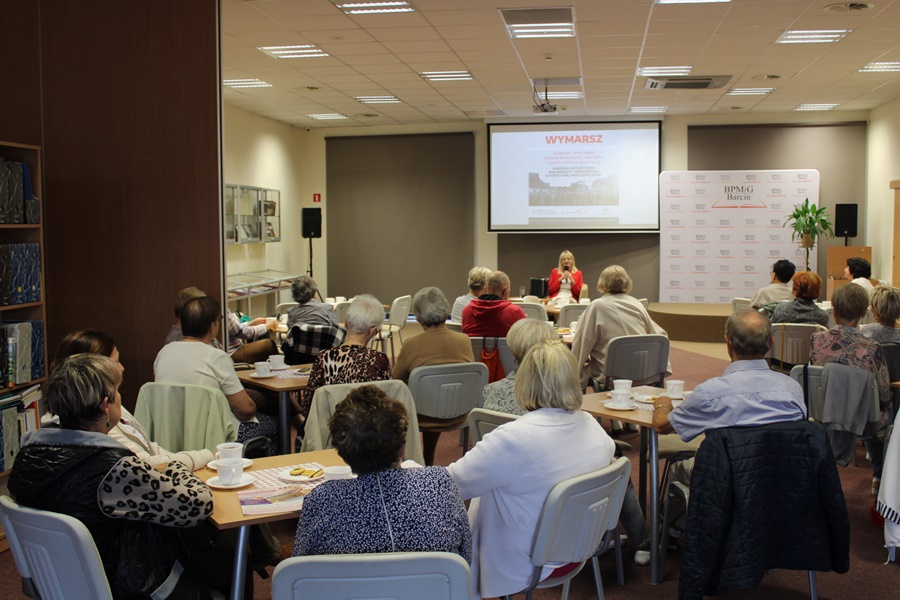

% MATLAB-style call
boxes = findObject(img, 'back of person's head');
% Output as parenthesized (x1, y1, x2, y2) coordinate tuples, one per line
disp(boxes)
(515, 339, 582, 412)
(345, 294, 384, 335)
(598, 265, 632, 295)
(791, 271, 821, 301)
(772, 260, 796, 284)
(847, 257, 871, 279)
(467, 266, 492, 293)
(411, 286, 450, 327)
(329, 385, 408, 474)
(507, 318, 558, 363)
(833, 282, 870, 323)
(486, 271, 510, 296)
(47, 354, 122, 429)
(57, 329, 115, 364)
(871, 285, 900, 324)
(181, 296, 221, 338)
(291, 276, 318, 304)
(725, 310, 772, 357)
(558, 250, 576, 272)
(174, 286, 206, 319)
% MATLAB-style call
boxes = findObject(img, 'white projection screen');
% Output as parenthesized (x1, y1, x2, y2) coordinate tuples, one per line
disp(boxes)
(488, 121, 661, 232)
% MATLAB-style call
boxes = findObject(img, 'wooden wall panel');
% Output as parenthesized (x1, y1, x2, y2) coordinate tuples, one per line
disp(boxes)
(40, 1, 222, 406)
(0, 1, 42, 144)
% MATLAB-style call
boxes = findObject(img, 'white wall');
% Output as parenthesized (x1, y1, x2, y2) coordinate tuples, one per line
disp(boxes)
(867, 96, 900, 280)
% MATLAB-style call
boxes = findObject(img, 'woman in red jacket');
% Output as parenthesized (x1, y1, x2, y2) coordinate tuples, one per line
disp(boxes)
(548, 250, 583, 302)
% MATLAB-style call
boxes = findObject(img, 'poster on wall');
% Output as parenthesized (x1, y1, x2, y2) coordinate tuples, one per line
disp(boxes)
(658, 169, 819, 304)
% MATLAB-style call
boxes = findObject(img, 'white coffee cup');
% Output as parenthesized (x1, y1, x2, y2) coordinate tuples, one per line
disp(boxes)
(666, 379, 685, 398)
(217, 458, 246, 486)
(324, 465, 353, 480)
(255, 361, 271, 376)
(216, 442, 243, 461)
(336, 296, 346, 303)
(613, 379, 633, 392)
(268, 354, 285, 369)
(570, 318, 579, 333)
(609, 389, 631, 407)
(580, 297, 590, 304)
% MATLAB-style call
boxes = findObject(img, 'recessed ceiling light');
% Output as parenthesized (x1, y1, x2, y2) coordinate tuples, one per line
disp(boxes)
(795, 103, 839, 111)
(307, 113, 348, 120)
(726, 87, 775, 95)
(638, 66, 692, 76)
(859, 61, 900, 72)
(628, 106, 669, 113)
(354, 95, 401, 104)
(656, 0, 731, 4)
(501, 8, 574, 39)
(223, 79, 272, 89)
(507, 23, 575, 38)
(545, 92, 583, 100)
(333, 1, 414, 15)
(258, 45, 329, 59)
(776, 30, 850, 44)
(419, 71, 473, 81)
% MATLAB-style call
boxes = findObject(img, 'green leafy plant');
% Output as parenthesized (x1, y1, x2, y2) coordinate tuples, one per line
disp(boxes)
(783, 198, 834, 270)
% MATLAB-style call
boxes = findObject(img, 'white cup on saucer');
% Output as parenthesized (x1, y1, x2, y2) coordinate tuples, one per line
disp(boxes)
(324, 465, 353, 480)
(216, 442, 243, 461)
(666, 379, 685, 398)
(216, 458, 246, 486)
(609, 390, 631, 408)
(613, 379, 632, 393)
(268, 354, 285, 369)
(255, 361, 271, 376)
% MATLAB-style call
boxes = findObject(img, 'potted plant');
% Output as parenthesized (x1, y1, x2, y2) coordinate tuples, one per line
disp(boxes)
(783, 198, 834, 270)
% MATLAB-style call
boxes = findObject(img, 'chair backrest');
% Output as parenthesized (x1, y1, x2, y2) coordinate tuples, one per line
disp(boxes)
(469, 337, 516, 374)
(823, 306, 835, 328)
(467, 408, 518, 445)
(134, 382, 236, 453)
(558, 303, 588, 328)
(530, 457, 631, 567)
(881, 342, 900, 382)
(272, 552, 471, 600)
(408, 363, 489, 420)
(334, 301, 352, 324)
(301, 380, 425, 465)
(0, 496, 113, 600)
(637, 297, 649, 309)
(731, 297, 751, 314)
(790, 364, 825, 417)
(387, 295, 412, 329)
(515, 301, 548, 322)
(604, 334, 670, 387)
(522, 294, 541, 303)
(445, 320, 463, 333)
(275, 302, 298, 315)
(768, 323, 827, 366)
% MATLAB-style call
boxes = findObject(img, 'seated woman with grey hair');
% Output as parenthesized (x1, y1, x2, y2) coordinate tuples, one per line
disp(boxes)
(293, 385, 471, 561)
(296, 294, 390, 420)
(451, 266, 492, 323)
(481, 318, 557, 416)
(392, 286, 475, 465)
(287, 275, 338, 329)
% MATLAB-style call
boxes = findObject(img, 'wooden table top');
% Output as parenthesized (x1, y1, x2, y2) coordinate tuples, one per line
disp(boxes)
(199, 449, 345, 529)
(580, 385, 661, 428)
(237, 367, 311, 392)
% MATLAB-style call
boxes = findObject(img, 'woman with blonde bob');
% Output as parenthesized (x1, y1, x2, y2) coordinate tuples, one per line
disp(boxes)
(548, 250, 584, 302)
(571, 265, 669, 390)
(861, 285, 900, 344)
(448, 340, 615, 599)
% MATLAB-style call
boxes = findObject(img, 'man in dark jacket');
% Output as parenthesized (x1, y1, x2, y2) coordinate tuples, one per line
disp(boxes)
(461, 270, 526, 337)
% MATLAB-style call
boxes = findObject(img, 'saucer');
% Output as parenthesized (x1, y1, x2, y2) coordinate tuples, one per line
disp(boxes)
(603, 401, 637, 411)
(270, 365, 291, 371)
(207, 473, 255, 490)
(208, 458, 253, 471)
(250, 372, 275, 379)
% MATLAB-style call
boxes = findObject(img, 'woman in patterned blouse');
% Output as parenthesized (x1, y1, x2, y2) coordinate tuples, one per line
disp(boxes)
(296, 294, 391, 420)
(293, 385, 471, 560)
(9, 354, 218, 599)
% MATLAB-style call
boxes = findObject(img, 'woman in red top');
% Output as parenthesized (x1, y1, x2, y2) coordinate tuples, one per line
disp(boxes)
(548, 250, 583, 302)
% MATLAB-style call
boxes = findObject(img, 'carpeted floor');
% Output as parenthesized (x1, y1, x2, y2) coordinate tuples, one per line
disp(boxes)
(2, 345, 897, 599)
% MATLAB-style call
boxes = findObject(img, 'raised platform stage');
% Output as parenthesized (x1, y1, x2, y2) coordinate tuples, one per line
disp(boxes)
(648, 303, 731, 344)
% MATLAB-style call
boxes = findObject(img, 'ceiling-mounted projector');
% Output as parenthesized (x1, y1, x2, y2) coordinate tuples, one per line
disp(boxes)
(533, 103, 558, 114)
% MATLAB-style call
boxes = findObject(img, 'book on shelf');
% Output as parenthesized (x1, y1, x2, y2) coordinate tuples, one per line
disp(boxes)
(0, 394, 22, 471)
(2, 320, 44, 386)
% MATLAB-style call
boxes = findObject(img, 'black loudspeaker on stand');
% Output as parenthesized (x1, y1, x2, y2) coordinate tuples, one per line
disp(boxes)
(834, 204, 857, 246)
(302, 207, 322, 278)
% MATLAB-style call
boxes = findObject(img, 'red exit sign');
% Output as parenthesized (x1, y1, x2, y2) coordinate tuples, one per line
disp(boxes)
(313, 193, 321, 203)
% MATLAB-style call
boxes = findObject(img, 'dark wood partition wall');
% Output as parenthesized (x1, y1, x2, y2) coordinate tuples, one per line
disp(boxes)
(0, 1, 223, 407)
(0, 2, 42, 145)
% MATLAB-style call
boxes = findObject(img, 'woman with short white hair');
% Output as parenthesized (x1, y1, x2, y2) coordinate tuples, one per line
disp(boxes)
(448, 340, 615, 599)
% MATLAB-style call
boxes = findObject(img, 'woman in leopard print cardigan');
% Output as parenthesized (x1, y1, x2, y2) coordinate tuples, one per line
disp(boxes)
(10, 354, 217, 599)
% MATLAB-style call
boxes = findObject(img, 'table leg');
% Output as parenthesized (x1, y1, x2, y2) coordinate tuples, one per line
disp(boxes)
(649, 429, 661, 585)
(279, 391, 291, 455)
(639, 427, 648, 513)
(230, 525, 251, 600)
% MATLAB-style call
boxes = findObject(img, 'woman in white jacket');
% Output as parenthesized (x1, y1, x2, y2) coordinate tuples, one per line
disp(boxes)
(56, 329, 213, 470)
(448, 339, 615, 599)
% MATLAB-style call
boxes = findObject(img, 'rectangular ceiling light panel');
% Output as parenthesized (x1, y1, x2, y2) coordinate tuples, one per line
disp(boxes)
(259, 45, 329, 59)
(334, 2, 415, 15)
(223, 79, 272, 89)
(776, 30, 850, 44)
(501, 8, 575, 39)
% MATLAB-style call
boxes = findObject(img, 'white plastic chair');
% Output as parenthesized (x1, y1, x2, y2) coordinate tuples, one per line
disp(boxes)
(134, 382, 236, 453)
(0, 495, 113, 600)
(408, 362, 489, 454)
(558, 304, 588, 328)
(515, 301, 548, 322)
(272, 552, 471, 600)
(767, 323, 827, 372)
(275, 302, 298, 315)
(445, 320, 463, 332)
(731, 297, 751, 314)
(375, 294, 411, 362)
(637, 297, 649, 309)
(505, 457, 631, 600)
(467, 407, 517, 446)
(333, 301, 351, 325)
(523, 294, 541, 303)
(469, 336, 517, 375)
(595, 334, 670, 391)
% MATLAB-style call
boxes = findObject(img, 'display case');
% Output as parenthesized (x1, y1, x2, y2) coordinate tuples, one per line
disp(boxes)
(224, 185, 282, 244)
(237, 186, 261, 243)
(224, 184, 237, 244)
(227, 269, 298, 315)
(262, 189, 280, 242)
